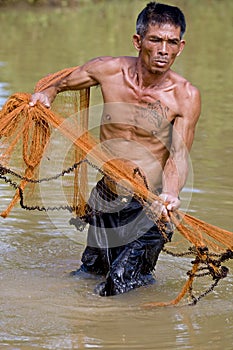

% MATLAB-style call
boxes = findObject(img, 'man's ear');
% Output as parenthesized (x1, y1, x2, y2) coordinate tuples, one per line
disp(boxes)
(133, 34, 142, 51)
(177, 39, 186, 57)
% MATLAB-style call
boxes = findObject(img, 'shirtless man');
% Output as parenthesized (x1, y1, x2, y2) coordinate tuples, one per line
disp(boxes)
(30, 2, 201, 296)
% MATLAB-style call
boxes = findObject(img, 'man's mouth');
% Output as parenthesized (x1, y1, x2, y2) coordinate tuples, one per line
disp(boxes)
(154, 58, 168, 64)
(153, 59, 168, 67)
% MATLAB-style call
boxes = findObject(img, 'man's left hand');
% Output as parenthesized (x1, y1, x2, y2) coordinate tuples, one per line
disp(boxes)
(150, 193, 180, 219)
(159, 193, 180, 212)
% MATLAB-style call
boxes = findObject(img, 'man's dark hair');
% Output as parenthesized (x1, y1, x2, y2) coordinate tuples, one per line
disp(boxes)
(136, 2, 186, 39)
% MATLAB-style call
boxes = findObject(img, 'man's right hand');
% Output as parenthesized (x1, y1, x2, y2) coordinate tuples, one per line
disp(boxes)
(29, 92, 51, 108)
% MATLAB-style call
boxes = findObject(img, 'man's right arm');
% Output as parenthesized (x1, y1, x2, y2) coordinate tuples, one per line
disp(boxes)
(29, 56, 114, 107)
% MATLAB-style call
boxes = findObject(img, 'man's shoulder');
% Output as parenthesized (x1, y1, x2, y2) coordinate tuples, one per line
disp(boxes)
(168, 71, 201, 121)
(86, 56, 136, 75)
(169, 70, 200, 104)
(173, 70, 199, 91)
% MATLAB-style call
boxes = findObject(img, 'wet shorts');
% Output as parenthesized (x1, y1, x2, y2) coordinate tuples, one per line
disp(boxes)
(73, 178, 173, 296)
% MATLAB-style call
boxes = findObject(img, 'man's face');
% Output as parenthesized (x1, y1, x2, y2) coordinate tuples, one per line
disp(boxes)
(134, 23, 185, 74)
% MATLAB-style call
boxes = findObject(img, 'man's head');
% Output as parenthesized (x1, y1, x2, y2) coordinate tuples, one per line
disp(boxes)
(136, 2, 186, 39)
(133, 2, 186, 75)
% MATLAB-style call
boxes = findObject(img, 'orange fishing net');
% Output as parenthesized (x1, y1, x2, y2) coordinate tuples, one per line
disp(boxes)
(0, 66, 232, 307)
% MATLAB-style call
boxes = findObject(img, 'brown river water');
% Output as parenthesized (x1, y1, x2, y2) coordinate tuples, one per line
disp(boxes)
(0, 1, 232, 349)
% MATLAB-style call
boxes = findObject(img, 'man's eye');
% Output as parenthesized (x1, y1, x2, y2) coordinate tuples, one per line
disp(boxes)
(168, 40, 179, 45)
(150, 38, 160, 42)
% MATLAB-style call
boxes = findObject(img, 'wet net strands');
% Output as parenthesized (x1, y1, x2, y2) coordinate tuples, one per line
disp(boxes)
(0, 66, 232, 306)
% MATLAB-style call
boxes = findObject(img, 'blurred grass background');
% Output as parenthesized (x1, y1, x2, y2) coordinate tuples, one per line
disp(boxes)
(0, 0, 102, 7)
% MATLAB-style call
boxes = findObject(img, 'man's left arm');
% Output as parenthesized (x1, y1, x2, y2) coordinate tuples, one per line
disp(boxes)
(161, 84, 201, 212)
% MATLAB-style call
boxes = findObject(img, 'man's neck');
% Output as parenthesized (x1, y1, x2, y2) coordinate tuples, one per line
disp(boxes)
(135, 58, 171, 89)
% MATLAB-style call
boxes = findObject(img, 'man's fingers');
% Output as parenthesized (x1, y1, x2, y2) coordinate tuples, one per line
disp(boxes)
(161, 205, 168, 216)
(158, 194, 181, 212)
(151, 200, 168, 219)
(167, 203, 173, 211)
(29, 93, 50, 108)
(166, 199, 180, 211)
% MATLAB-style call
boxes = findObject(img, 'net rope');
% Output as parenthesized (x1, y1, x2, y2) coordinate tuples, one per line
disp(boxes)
(0, 66, 232, 307)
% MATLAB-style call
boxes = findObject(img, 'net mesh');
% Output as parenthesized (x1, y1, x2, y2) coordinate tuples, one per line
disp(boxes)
(0, 66, 232, 307)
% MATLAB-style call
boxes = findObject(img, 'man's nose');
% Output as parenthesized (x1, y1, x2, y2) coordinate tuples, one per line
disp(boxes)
(158, 41, 168, 55)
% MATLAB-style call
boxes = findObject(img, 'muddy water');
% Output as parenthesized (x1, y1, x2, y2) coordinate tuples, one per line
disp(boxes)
(0, 1, 233, 349)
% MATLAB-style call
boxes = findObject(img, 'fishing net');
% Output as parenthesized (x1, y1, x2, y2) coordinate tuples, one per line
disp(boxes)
(0, 66, 232, 307)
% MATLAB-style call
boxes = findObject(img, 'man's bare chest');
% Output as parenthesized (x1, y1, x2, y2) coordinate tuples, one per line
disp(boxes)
(101, 92, 175, 139)
(101, 74, 178, 126)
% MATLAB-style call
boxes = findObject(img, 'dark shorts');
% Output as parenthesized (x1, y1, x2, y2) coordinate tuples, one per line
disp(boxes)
(76, 178, 173, 296)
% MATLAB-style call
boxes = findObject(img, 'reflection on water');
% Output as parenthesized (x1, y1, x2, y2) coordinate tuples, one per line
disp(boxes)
(0, 79, 10, 106)
(0, 1, 233, 349)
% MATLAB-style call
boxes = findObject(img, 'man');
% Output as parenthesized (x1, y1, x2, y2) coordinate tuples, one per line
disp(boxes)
(30, 2, 201, 296)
